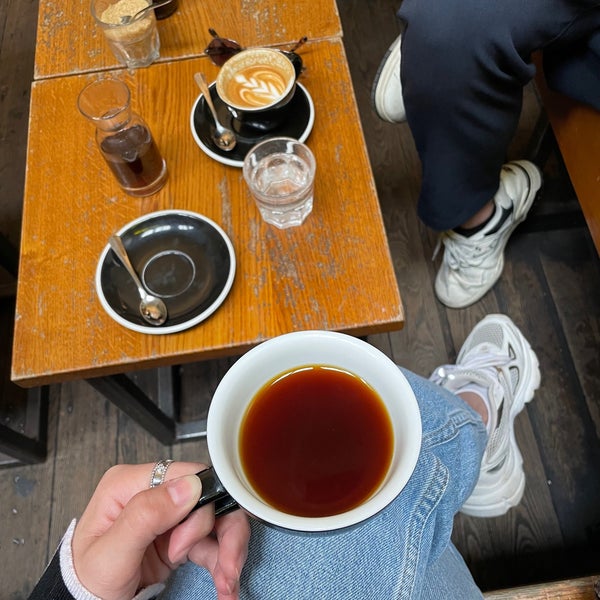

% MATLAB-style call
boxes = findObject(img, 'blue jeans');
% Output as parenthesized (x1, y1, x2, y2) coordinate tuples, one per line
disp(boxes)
(397, 0, 600, 230)
(160, 370, 488, 600)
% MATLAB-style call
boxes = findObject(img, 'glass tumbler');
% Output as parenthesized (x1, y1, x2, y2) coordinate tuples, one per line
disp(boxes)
(77, 77, 168, 197)
(91, 0, 160, 69)
(243, 137, 316, 229)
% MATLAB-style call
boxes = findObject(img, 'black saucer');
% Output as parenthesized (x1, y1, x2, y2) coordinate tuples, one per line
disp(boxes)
(96, 210, 236, 334)
(190, 82, 315, 167)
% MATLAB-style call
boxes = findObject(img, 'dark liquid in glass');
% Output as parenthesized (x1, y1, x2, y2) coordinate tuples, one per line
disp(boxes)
(155, 0, 178, 19)
(239, 365, 394, 518)
(100, 125, 164, 190)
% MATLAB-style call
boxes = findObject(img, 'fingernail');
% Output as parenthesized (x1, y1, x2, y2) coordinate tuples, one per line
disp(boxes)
(166, 474, 202, 507)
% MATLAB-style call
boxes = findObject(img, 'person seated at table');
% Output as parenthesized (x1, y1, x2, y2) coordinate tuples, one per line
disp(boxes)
(372, 0, 600, 309)
(29, 313, 540, 600)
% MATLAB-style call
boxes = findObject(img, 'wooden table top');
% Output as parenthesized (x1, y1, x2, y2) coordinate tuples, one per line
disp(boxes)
(34, 0, 342, 79)
(13, 38, 404, 387)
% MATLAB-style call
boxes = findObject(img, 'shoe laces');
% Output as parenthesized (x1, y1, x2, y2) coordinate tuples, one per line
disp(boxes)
(431, 350, 514, 468)
(431, 351, 509, 397)
(432, 231, 501, 269)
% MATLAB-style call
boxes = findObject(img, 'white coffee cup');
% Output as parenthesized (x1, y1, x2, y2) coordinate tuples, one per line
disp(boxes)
(193, 330, 422, 533)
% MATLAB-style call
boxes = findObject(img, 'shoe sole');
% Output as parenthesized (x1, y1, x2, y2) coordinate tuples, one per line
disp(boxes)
(371, 35, 405, 123)
(460, 315, 541, 517)
(461, 442, 526, 518)
(437, 160, 543, 309)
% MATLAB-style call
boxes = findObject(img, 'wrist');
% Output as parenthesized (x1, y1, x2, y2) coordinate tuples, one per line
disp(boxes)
(60, 520, 165, 600)
(60, 520, 102, 600)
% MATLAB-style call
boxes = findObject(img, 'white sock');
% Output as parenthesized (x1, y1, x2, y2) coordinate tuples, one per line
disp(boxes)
(457, 383, 493, 434)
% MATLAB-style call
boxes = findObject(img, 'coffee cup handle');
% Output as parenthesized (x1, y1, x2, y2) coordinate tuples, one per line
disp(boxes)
(193, 466, 239, 517)
(281, 50, 303, 79)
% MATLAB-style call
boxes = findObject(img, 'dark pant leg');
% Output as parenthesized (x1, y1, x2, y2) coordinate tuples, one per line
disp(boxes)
(397, 0, 600, 231)
(544, 29, 600, 109)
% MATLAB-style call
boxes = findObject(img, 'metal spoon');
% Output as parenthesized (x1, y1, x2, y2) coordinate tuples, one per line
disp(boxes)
(109, 235, 168, 326)
(194, 72, 237, 152)
(120, 0, 173, 24)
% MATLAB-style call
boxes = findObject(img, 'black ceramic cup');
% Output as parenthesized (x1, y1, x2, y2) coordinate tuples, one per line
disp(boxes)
(215, 47, 299, 132)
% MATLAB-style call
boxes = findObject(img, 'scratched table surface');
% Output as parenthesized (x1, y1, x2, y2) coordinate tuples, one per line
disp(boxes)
(34, 0, 342, 79)
(12, 38, 404, 387)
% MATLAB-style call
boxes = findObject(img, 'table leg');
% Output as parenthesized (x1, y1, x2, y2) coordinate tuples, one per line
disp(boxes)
(87, 369, 207, 444)
(0, 387, 49, 465)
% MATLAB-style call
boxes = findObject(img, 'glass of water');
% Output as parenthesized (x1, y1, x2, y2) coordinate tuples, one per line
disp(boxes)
(243, 137, 316, 229)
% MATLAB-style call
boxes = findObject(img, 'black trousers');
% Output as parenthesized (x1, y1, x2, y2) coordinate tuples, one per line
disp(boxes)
(397, 0, 600, 230)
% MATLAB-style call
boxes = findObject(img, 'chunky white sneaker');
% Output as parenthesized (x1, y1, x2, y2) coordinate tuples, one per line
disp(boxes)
(430, 314, 541, 517)
(372, 34, 406, 123)
(434, 160, 542, 309)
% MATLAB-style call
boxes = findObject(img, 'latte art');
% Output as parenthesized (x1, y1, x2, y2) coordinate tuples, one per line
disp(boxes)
(226, 65, 289, 108)
(216, 47, 297, 119)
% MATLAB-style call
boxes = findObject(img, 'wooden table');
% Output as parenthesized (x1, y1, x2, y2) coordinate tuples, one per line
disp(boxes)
(13, 37, 404, 443)
(533, 54, 600, 255)
(35, 0, 342, 79)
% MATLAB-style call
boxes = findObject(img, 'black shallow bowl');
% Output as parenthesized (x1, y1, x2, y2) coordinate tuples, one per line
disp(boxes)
(190, 81, 315, 167)
(96, 210, 236, 334)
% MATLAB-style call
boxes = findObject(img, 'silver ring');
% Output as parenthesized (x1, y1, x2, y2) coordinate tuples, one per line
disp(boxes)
(150, 459, 174, 488)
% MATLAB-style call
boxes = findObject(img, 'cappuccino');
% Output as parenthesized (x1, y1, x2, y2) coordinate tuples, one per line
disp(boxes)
(224, 64, 289, 109)
(216, 47, 296, 113)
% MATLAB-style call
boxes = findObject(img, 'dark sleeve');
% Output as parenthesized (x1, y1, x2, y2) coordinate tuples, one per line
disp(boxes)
(28, 549, 75, 600)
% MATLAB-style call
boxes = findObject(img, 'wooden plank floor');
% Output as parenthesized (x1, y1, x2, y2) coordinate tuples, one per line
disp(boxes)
(2, 0, 600, 596)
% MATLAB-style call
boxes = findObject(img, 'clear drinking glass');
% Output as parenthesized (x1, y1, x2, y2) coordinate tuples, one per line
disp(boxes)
(77, 78, 168, 197)
(243, 137, 316, 229)
(91, 0, 160, 69)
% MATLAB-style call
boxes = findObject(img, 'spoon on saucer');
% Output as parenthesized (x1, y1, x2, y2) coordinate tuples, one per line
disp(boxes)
(120, 0, 173, 24)
(109, 235, 168, 326)
(194, 72, 237, 152)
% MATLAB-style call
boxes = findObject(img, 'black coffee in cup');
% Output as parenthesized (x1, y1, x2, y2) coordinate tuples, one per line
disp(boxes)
(239, 365, 394, 518)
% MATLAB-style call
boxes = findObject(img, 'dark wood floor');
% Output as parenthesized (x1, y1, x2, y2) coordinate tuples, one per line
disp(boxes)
(2, 0, 600, 596)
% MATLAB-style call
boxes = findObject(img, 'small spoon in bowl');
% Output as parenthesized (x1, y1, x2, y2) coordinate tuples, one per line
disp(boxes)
(120, 0, 173, 24)
(109, 235, 168, 326)
(194, 72, 237, 152)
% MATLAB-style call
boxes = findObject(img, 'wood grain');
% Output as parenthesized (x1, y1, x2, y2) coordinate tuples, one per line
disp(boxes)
(534, 55, 600, 255)
(539, 231, 600, 439)
(47, 382, 119, 546)
(13, 38, 404, 388)
(34, 0, 342, 79)
(484, 575, 600, 599)
(3, 0, 600, 597)
(503, 233, 600, 548)
(338, 0, 600, 591)
(0, 0, 38, 247)
(1, 385, 58, 597)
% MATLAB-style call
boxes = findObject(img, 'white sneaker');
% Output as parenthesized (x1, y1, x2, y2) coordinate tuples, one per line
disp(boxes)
(430, 314, 541, 517)
(372, 34, 406, 123)
(434, 160, 542, 308)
